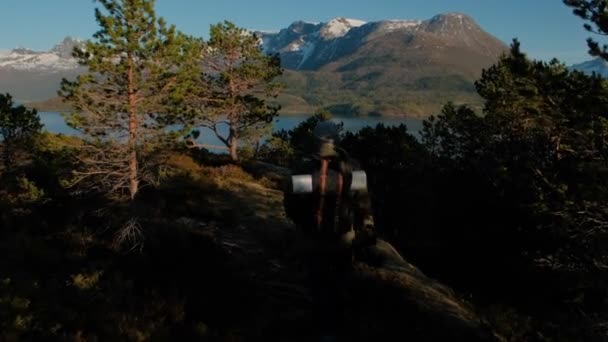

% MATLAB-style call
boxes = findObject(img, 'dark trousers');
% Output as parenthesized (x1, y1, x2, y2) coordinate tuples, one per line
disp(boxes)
(305, 238, 353, 336)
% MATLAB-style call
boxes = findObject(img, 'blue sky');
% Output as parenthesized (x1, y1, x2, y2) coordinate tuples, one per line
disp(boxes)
(0, 0, 602, 65)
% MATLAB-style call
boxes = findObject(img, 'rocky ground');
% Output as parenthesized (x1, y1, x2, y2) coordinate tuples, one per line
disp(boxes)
(0, 158, 504, 341)
(176, 170, 503, 341)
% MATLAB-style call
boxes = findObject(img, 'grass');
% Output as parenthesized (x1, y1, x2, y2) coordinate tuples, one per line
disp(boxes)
(0, 152, 512, 341)
(0, 154, 294, 341)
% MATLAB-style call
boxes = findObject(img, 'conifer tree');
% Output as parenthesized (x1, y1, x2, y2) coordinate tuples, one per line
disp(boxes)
(0, 93, 43, 174)
(181, 21, 283, 161)
(59, 0, 191, 199)
(564, 0, 608, 60)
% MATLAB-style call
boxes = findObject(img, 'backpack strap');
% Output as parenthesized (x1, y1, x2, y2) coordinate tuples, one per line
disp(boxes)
(315, 157, 351, 233)
(315, 158, 329, 231)
(333, 170, 344, 232)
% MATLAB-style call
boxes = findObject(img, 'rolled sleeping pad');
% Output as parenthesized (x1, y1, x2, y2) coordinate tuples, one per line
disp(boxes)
(291, 170, 367, 194)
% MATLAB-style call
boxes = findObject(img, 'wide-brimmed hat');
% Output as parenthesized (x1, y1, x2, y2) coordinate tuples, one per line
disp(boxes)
(313, 121, 341, 158)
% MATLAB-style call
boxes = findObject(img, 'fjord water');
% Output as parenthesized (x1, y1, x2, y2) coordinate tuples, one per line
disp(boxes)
(38, 112, 422, 148)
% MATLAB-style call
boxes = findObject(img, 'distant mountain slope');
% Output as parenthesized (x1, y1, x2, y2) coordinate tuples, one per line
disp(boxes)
(259, 13, 508, 117)
(260, 13, 505, 73)
(0, 37, 84, 102)
(3, 14, 508, 117)
(570, 58, 608, 77)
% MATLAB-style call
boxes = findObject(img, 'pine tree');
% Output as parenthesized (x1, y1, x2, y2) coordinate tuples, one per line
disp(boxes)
(181, 21, 283, 161)
(0, 93, 43, 174)
(564, 0, 608, 60)
(59, 0, 191, 199)
(422, 41, 608, 278)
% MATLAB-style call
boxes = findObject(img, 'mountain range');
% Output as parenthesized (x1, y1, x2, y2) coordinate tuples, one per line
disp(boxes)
(569, 58, 608, 77)
(0, 37, 85, 104)
(258, 13, 507, 116)
(1, 14, 604, 117)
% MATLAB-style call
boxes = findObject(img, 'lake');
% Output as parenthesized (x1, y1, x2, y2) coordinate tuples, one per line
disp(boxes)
(38, 112, 423, 151)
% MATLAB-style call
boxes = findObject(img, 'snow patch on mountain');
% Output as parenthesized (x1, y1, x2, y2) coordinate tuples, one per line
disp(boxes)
(296, 41, 317, 69)
(570, 58, 608, 77)
(377, 20, 422, 33)
(320, 17, 367, 39)
(0, 37, 83, 72)
(254, 29, 279, 34)
(344, 18, 366, 27)
(251, 12, 507, 70)
(0, 51, 79, 71)
(286, 38, 304, 52)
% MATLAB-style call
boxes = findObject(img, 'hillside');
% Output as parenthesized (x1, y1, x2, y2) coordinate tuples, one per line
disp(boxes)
(25, 96, 74, 112)
(261, 13, 508, 116)
(570, 57, 608, 77)
(0, 150, 502, 341)
(3, 13, 506, 116)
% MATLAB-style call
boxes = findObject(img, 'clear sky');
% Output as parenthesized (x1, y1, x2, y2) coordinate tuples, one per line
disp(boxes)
(0, 0, 603, 65)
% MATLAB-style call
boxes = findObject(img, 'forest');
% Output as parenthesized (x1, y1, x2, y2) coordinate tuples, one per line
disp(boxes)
(1, 0, 608, 341)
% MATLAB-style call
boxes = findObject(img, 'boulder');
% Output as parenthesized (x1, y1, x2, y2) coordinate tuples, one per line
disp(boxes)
(344, 239, 504, 341)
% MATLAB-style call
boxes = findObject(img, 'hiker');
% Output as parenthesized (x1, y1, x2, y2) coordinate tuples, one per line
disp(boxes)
(283, 120, 376, 338)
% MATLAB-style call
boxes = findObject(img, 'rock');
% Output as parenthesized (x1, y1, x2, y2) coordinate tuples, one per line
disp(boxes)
(346, 239, 504, 341)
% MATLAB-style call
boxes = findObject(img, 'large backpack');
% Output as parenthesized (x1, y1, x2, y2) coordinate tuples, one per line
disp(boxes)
(287, 154, 368, 236)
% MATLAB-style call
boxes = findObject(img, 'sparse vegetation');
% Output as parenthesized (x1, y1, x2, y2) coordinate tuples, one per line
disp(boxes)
(0, 93, 43, 174)
(277, 69, 484, 117)
(2, 0, 608, 341)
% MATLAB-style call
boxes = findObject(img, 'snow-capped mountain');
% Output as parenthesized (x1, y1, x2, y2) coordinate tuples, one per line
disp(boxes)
(0, 37, 83, 72)
(319, 18, 367, 39)
(256, 12, 507, 116)
(258, 13, 506, 71)
(3, 12, 507, 115)
(0, 37, 85, 102)
(570, 58, 608, 77)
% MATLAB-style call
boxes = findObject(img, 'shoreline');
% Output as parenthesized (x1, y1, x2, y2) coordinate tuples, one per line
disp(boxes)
(30, 99, 431, 120)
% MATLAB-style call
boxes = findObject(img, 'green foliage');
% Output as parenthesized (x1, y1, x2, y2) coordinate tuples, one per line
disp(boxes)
(0, 175, 47, 213)
(255, 39, 608, 340)
(61, 0, 190, 124)
(255, 132, 294, 166)
(70, 271, 103, 290)
(13, 176, 47, 204)
(423, 41, 608, 213)
(278, 69, 484, 117)
(59, 0, 192, 199)
(5, 3, 608, 341)
(25, 133, 83, 201)
(421, 103, 485, 159)
(0, 93, 43, 173)
(257, 109, 338, 166)
(0, 288, 34, 334)
(416, 40, 608, 340)
(341, 124, 429, 237)
(564, 0, 608, 61)
(179, 21, 284, 161)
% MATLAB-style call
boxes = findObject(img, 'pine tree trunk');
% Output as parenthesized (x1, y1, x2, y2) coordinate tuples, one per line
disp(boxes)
(229, 125, 238, 161)
(128, 58, 139, 200)
(227, 81, 239, 162)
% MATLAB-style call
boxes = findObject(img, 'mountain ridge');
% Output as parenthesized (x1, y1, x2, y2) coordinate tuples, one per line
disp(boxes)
(259, 12, 508, 116)
(570, 57, 608, 77)
(0, 37, 84, 72)
(258, 13, 505, 72)
(0, 37, 85, 104)
(9, 13, 594, 117)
